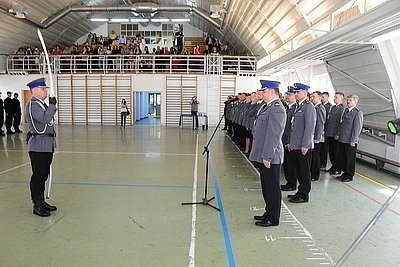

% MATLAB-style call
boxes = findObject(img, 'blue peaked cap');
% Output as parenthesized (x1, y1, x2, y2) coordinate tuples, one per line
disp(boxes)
(27, 77, 48, 89)
(293, 83, 310, 91)
(285, 86, 296, 95)
(260, 80, 280, 89)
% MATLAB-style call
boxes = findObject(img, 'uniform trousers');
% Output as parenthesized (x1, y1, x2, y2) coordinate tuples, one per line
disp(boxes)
(0, 111, 4, 131)
(13, 114, 21, 130)
(336, 142, 357, 180)
(5, 113, 13, 131)
(293, 149, 312, 200)
(320, 141, 328, 167)
(282, 149, 297, 188)
(311, 143, 321, 180)
(260, 163, 281, 224)
(327, 137, 340, 171)
(29, 152, 53, 205)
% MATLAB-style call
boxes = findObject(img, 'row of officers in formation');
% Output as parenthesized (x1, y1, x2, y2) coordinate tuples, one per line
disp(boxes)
(223, 80, 363, 227)
(0, 91, 23, 136)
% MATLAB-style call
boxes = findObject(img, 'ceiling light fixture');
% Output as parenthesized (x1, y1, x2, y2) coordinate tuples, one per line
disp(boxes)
(171, 18, 190, 22)
(110, 18, 129, 22)
(131, 18, 150, 22)
(90, 18, 109, 22)
(151, 18, 170, 22)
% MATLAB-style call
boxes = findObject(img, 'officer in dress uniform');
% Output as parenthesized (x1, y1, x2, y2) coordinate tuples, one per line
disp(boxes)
(287, 83, 316, 203)
(250, 80, 286, 227)
(310, 91, 326, 181)
(281, 86, 298, 191)
(12, 93, 22, 133)
(0, 92, 4, 136)
(25, 78, 58, 217)
(325, 92, 345, 175)
(4, 91, 14, 134)
(336, 95, 363, 182)
(320, 92, 332, 170)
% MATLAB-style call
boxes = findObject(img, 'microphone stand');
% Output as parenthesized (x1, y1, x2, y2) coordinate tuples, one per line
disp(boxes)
(182, 115, 224, 212)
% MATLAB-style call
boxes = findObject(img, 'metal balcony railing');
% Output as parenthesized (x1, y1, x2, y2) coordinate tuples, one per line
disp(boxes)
(7, 54, 257, 76)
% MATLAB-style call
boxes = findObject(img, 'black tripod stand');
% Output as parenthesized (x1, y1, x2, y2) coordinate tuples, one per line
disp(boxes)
(182, 115, 224, 212)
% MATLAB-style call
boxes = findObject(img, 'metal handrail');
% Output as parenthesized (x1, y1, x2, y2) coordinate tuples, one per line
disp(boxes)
(6, 54, 257, 76)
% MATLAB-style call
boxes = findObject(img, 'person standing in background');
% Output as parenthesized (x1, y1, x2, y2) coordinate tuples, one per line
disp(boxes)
(0, 92, 4, 136)
(320, 92, 332, 170)
(4, 91, 13, 134)
(120, 99, 128, 128)
(190, 96, 200, 129)
(12, 93, 22, 133)
(25, 77, 57, 217)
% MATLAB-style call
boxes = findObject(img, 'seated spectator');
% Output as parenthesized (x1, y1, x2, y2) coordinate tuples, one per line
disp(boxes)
(98, 35, 105, 45)
(109, 30, 119, 43)
(193, 44, 202, 55)
(220, 44, 230, 56)
(119, 35, 127, 45)
(52, 45, 63, 55)
(84, 33, 93, 45)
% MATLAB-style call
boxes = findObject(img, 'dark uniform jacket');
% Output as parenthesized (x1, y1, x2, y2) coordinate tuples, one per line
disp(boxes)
(249, 99, 286, 164)
(282, 102, 296, 146)
(325, 103, 345, 137)
(314, 103, 327, 142)
(289, 99, 316, 150)
(338, 107, 363, 144)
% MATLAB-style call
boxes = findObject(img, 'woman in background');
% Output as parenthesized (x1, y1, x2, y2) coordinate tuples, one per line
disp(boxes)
(120, 99, 128, 128)
(190, 96, 200, 129)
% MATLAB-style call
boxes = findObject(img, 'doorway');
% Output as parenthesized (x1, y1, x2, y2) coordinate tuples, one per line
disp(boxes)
(134, 92, 161, 125)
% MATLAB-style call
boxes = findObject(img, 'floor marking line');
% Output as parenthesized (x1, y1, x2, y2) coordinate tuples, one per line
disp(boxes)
(188, 135, 199, 267)
(356, 171, 394, 191)
(341, 182, 400, 216)
(57, 151, 196, 156)
(210, 157, 236, 267)
(0, 162, 30, 175)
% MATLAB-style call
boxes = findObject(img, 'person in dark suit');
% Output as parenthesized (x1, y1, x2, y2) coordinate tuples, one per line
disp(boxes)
(0, 92, 4, 136)
(336, 95, 363, 182)
(325, 92, 345, 175)
(287, 83, 316, 203)
(281, 86, 297, 191)
(4, 91, 14, 134)
(25, 78, 58, 217)
(250, 80, 286, 227)
(310, 91, 326, 181)
(320, 92, 332, 170)
(12, 93, 22, 133)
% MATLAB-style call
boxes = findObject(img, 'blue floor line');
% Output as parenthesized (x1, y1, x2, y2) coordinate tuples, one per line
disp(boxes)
(210, 159, 236, 267)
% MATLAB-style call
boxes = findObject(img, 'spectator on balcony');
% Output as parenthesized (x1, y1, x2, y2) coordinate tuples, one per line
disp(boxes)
(14, 47, 25, 69)
(205, 33, 215, 53)
(175, 27, 184, 53)
(84, 33, 94, 45)
(33, 46, 41, 71)
(220, 44, 230, 56)
(98, 35, 105, 45)
(119, 34, 127, 45)
(193, 44, 202, 55)
(109, 30, 119, 44)
(52, 45, 63, 55)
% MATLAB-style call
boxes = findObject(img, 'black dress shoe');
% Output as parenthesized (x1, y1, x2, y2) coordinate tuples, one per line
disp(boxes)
(254, 212, 268, 221)
(287, 194, 298, 199)
(255, 220, 278, 227)
(33, 205, 51, 217)
(337, 174, 345, 180)
(311, 178, 319, 181)
(341, 177, 353, 182)
(281, 185, 296, 191)
(42, 201, 57, 211)
(330, 170, 341, 175)
(289, 196, 308, 203)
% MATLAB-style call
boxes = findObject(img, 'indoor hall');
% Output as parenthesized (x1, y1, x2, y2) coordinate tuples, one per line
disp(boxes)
(0, 124, 399, 266)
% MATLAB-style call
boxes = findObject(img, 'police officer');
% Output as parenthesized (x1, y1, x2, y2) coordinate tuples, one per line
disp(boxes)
(325, 92, 345, 175)
(288, 83, 316, 203)
(336, 95, 363, 182)
(250, 80, 286, 227)
(310, 91, 326, 181)
(281, 87, 297, 191)
(320, 92, 332, 170)
(25, 78, 58, 217)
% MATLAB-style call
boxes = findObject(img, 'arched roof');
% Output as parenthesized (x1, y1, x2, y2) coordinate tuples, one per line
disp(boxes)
(0, 0, 397, 72)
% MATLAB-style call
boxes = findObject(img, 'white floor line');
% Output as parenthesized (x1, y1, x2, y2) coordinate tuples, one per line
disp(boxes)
(188, 135, 199, 267)
(56, 151, 195, 156)
(0, 162, 30, 175)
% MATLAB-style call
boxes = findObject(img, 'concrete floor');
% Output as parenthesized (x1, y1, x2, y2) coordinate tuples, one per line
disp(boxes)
(0, 125, 399, 266)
